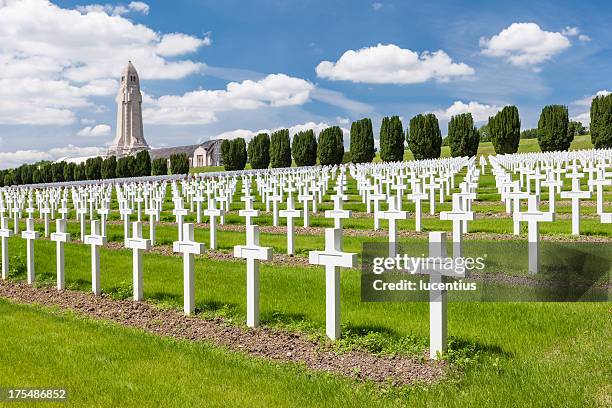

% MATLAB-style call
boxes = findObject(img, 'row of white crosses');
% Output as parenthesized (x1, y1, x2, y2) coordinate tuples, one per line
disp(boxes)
(490, 148, 612, 273)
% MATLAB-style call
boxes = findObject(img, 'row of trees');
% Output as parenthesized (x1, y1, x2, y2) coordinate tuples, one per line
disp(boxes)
(220, 105, 594, 172)
(220, 126, 345, 171)
(0, 150, 191, 187)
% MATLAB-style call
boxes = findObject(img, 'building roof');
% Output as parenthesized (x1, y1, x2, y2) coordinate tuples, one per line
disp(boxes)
(121, 61, 139, 79)
(149, 145, 199, 160)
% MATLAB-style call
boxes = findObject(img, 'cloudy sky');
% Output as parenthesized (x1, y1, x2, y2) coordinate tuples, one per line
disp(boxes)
(0, 0, 610, 168)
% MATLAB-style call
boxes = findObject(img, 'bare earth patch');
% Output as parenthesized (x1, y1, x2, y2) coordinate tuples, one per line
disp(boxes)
(0, 281, 444, 386)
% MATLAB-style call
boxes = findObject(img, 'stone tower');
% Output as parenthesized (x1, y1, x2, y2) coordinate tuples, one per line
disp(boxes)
(108, 61, 149, 156)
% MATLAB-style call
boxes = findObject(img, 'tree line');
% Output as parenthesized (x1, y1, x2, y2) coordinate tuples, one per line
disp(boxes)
(0, 150, 192, 187)
(3, 95, 611, 183)
(220, 94, 612, 171)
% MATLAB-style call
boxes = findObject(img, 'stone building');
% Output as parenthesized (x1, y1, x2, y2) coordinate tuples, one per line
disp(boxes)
(108, 61, 149, 156)
(149, 139, 224, 169)
(91, 61, 224, 168)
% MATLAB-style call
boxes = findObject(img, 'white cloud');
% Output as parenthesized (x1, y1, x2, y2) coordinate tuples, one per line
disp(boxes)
(311, 88, 373, 113)
(143, 73, 315, 125)
(561, 26, 591, 42)
(335, 116, 350, 124)
(571, 90, 611, 126)
(77, 124, 111, 137)
(76, 1, 150, 16)
(128, 1, 149, 14)
(315, 43, 474, 84)
(372, 2, 383, 10)
(209, 121, 349, 143)
(480, 23, 571, 67)
(561, 26, 579, 36)
(432, 100, 502, 123)
(157, 33, 211, 57)
(571, 111, 590, 127)
(578, 34, 591, 42)
(0, 144, 105, 168)
(573, 90, 611, 107)
(0, 0, 208, 126)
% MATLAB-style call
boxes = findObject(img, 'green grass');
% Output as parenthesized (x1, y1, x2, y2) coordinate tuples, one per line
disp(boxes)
(2, 235, 611, 407)
(0, 299, 396, 408)
(2, 139, 610, 406)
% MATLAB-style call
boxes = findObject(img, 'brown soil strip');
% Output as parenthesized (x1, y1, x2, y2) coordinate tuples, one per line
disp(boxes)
(0, 281, 444, 386)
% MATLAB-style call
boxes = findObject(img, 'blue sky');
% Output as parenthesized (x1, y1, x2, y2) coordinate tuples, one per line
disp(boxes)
(0, 0, 610, 168)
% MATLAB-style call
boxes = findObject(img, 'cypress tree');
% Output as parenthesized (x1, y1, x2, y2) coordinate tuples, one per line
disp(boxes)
(51, 162, 65, 182)
(408, 113, 442, 160)
(489, 106, 521, 154)
(448, 113, 480, 157)
(269, 129, 292, 168)
(292, 129, 318, 167)
(247, 133, 270, 169)
(134, 150, 151, 176)
(537, 105, 571, 152)
(221, 139, 233, 169)
(232, 138, 247, 170)
(317, 126, 344, 165)
(85, 157, 102, 180)
(64, 163, 76, 182)
(222, 138, 247, 171)
(169, 153, 190, 175)
(350, 118, 375, 163)
(101, 156, 117, 179)
(590, 94, 612, 149)
(151, 158, 168, 176)
(379, 116, 405, 162)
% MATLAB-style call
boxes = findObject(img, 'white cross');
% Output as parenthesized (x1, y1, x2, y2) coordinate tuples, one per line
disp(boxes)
(415, 232, 464, 359)
(40, 206, 51, 238)
(12, 207, 21, 235)
(50, 219, 71, 290)
(308, 228, 357, 340)
(204, 199, 224, 250)
(172, 197, 188, 242)
(173, 223, 205, 316)
(0, 216, 14, 280)
(589, 175, 611, 215)
(369, 191, 387, 231)
(119, 205, 133, 245)
(560, 177, 591, 235)
(84, 220, 107, 295)
(376, 197, 408, 257)
(268, 192, 283, 227)
(239, 195, 259, 227)
(97, 205, 109, 237)
(517, 195, 554, 274)
(125, 222, 152, 301)
(440, 194, 475, 259)
(542, 172, 562, 213)
(77, 205, 88, 242)
(134, 195, 144, 222)
(279, 194, 302, 255)
(21, 218, 40, 285)
(145, 206, 159, 246)
(234, 225, 272, 327)
(407, 184, 427, 232)
(193, 193, 206, 224)
(325, 194, 351, 229)
(507, 188, 530, 235)
(298, 193, 314, 227)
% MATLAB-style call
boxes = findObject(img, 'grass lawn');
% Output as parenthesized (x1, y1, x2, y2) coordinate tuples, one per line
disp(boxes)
(0, 299, 394, 408)
(2, 234, 611, 407)
(1, 135, 610, 406)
